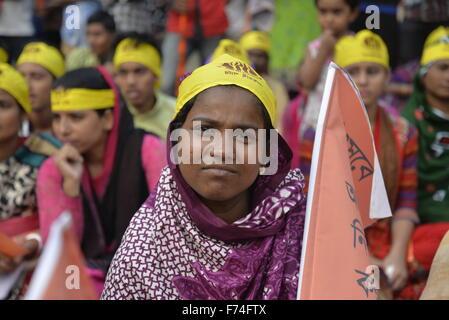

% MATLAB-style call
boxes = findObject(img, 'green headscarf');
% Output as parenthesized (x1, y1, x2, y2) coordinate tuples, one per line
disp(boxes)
(402, 72, 449, 223)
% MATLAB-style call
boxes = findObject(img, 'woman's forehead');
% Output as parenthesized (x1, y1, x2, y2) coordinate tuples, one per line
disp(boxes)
(346, 61, 384, 70)
(431, 59, 449, 68)
(0, 88, 17, 103)
(54, 109, 94, 116)
(194, 85, 261, 109)
(188, 86, 264, 125)
(18, 62, 52, 76)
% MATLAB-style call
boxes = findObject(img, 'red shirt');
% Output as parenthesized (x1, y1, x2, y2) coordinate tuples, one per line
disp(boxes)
(166, 0, 228, 38)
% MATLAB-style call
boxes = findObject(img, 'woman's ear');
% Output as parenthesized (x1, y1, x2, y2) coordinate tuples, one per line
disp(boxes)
(102, 109, 114, 131)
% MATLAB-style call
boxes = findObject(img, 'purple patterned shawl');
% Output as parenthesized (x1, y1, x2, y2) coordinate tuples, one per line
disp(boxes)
(101, 129, 306, 300)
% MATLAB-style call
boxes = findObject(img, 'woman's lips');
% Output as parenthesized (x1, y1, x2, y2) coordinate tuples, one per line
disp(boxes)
(126, 90, 140, 100)
(201, 165, 237, 177)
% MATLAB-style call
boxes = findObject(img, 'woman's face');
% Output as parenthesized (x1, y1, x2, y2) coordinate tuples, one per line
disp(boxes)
(0, 89, 23, 143)
(422, 59, 449, 100)
(247, 49, 269, 74)
(52, 108, 113, 154)
(17, 62, 53, 112)
(177, 86, 266, 203)
(18, 62, 53, 129)
(345, 62, 390, 109)
(115, 62, 158, 109)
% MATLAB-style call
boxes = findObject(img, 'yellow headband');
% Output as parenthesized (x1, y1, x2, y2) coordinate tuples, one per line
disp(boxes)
(335, 30, 389, 69)
(175, 54, 276, 124)
(0, 47, 8, 63)
(240, 31, 271, 54)
(211, 39, 250, 64)
(51, 88, 114, 111)
(421, 26, 449, 66)
(113, 38, 161, 87)
(17, 42, 65, 78)
(0, 63, 31, 113)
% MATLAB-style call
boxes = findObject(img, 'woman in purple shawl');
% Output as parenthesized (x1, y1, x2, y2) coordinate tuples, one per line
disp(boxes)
(101, 54, 307, 300)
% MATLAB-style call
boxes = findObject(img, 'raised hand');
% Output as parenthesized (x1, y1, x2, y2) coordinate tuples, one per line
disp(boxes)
(54, 144, 84, 197)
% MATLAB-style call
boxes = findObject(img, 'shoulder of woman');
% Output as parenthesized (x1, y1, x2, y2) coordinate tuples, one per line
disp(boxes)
(37, 156, 61, 182)
(390, 112, 418, 143)
(141, 134, 166, 154)
(141, 134, 167, 171)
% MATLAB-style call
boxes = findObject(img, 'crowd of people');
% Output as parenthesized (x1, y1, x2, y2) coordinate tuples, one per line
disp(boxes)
(0, 0, 448, 300)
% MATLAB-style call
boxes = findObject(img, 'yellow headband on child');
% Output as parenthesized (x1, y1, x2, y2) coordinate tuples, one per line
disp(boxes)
(0, 47, 8, 63)
(17, 42, 65, 78)
(113, 38, 161, 87)
(335, 30, 389, 69)
(211, 39, 250, 64)
(421, 26, 449, 66)
(176, 54, 276, 124)
(240, 31, 271, 54)
(51, 88, 114, 111)
(0, 63, 31, 113)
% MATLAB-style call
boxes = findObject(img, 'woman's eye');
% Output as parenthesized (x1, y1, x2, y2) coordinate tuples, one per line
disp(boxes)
(438, 64, 449, 72)
(69, 114, 84, 121)
(367, 67, 381, 76)
(193, 125, 210, 132)
(235, 132, 256, 144)
(347, 69, 357, 76)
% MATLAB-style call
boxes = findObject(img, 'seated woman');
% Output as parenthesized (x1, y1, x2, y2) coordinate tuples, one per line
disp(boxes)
(101, 54, 307, 300)
(0, 63, 59, 299)
(402, 26, 449, 299)
(36, 67, 166, 296)
(299, 30, 420, 299)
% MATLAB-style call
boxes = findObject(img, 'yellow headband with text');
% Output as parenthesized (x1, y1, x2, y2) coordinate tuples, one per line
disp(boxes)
(176, 54, 276, 124)
(0, 63, 31, 113)
(17, 42, 65, 78)
(240, 31, 271, 54)
(113, 38, 161, 88)
(421, 26, 449, 66)
(211, 39, 250, 64)
(335, 30, 389, 69)
(51, 88, 114, 111)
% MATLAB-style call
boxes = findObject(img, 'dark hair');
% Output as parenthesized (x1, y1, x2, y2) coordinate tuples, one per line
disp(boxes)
(112, 32, 162, 60)
(53, 67, 112, 115)
(87, 10, 116, 33)
(315, 0, 360, 10)
(171, 85, 272, 132)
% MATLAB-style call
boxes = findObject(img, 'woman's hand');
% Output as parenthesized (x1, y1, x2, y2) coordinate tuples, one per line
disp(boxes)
(382, 251, 409, 291)
(54, 144, 84, 197)
(0, 253, 20, 273)
(0, 235, 38, 273)
(320, 29, 338, 54)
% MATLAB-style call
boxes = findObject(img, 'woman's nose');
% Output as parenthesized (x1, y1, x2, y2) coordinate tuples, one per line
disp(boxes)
(59, 117, 71, 136)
